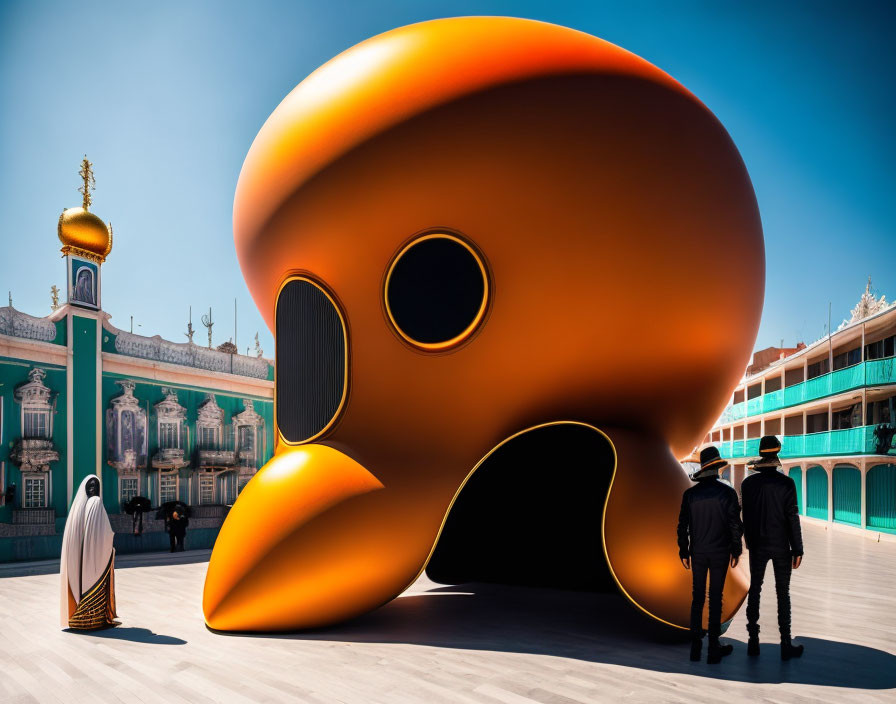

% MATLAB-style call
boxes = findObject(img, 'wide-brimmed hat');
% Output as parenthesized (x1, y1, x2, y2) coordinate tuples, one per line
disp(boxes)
(692, 445, 728, 480)
(748, 435, 782, 469)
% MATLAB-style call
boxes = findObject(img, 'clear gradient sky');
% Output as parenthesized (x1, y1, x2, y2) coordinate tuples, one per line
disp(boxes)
(1, 1, 893, 357)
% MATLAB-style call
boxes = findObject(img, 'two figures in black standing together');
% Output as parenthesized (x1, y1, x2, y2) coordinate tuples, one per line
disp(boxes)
(677, 436, 804, 663)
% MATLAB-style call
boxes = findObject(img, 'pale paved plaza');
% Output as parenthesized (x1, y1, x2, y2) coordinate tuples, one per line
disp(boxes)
(1, 522, 895, 704)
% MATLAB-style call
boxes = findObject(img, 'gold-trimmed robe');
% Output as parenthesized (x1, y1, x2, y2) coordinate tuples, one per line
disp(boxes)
(60, 475, 119, 630)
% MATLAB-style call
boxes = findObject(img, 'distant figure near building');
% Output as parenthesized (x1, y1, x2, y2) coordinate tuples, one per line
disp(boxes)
(169, 510, 188, 552)
(741, 435, 804, 660)
(678, 447, 744, 664)
(60, 475, 119, 630)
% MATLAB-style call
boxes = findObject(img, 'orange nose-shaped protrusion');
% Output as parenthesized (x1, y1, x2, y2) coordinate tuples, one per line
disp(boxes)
(203, 445, 393, 631)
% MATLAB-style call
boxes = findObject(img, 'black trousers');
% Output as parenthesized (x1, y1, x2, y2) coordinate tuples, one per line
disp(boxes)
(746, 550, 792, 639)
(169, 533, 185, 552)
(690, 553, 728, 641)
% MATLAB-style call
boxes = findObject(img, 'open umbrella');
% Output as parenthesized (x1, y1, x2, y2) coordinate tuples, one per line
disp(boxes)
(124, 496, 153, 537)
(156, 500, 191, 520)
(123, 496, 152, 515)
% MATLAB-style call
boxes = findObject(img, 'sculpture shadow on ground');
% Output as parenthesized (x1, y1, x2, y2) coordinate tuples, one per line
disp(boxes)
(74, 626, 186, 645)
(226, 582, 896, 691)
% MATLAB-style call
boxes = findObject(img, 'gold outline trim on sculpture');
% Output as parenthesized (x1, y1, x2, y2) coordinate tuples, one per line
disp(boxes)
(274, 274, 350, 446)
(384, 231, 490, 351)
(409, 420, 688, 631)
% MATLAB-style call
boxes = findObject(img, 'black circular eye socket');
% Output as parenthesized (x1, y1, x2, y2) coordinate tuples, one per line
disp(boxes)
(385, 233, 489, 349)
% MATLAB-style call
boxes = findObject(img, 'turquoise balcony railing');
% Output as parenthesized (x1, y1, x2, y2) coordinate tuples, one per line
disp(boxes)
(805, 373, 832, 399)
(720, 402, 747, 423)
(783, 383, 805, 407)
(762, 388, 784, 413)
(832, 363, 866, 394)
(867, 357, 896, 385)
(781, 434, 805, 457)
(719, 357, 896, 423)
(716, 437, 762, 459)
(717, 425, 893, 460)
(804, 430, 831, 456)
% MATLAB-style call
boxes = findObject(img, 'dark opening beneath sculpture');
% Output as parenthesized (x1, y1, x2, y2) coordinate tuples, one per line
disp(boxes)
(426, 423, 618, 592)
(387, 235, 486, 345)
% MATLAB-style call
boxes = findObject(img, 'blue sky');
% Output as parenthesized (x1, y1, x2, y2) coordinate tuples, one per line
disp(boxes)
(1, 0, 893, 356)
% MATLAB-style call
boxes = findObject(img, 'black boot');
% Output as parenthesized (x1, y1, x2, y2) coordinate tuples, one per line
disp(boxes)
(689, 638, 702, 662)
(747, 625, 760, 656)
(781, 637, 804, 661)
(707, 640, 733, 664)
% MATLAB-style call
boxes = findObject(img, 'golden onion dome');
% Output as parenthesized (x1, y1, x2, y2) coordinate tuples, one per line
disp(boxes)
(58, 206, 112, 262)
(58, 156, 113, 263)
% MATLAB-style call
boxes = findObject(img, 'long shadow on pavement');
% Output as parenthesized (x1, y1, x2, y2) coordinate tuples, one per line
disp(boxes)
(223, 581, 896, 690)
(71, 626, 186, 645)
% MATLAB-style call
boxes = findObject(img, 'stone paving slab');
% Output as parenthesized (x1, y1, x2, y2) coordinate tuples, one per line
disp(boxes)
(0, 524, 894, 703)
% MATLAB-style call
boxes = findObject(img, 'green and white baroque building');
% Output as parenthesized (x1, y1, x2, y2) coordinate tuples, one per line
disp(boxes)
(0, 179, 274, 562)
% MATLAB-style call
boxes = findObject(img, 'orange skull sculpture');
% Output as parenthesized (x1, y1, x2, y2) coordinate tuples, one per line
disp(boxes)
(203, 17, 763, 632)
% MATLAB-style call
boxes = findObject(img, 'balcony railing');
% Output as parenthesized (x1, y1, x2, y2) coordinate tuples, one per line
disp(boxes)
(197, 449, 237, 469)
(717, 425, 894, 460)
(719, 357, 896, 423)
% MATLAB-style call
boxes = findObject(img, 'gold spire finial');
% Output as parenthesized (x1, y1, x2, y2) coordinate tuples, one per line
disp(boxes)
(78, 155, 95, 210)
(59, 157, 112, 263)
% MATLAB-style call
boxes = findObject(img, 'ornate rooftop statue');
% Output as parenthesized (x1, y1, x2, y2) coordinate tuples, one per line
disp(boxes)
(840, 278, 893, 329)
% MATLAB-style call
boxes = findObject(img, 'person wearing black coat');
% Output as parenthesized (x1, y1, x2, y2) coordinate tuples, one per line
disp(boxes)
(677, 446, 744, 664)
(741, 435, 804, 661)
(168, 510, 189, 552)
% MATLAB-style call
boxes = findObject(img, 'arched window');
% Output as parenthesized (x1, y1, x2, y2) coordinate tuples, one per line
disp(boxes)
(832, 464, 861, 525)
(152, 388, 188, 471)
(106, 380, 147, 473)
(867, 464, 896, 532)
(787, 466, 803, 515)
(806, 466, 828, 520)
(10, 368, 59, 493)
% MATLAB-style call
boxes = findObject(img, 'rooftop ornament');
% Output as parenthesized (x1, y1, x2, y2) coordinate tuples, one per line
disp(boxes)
(58, 156, 113, 264)
(839, 278, 893, 330)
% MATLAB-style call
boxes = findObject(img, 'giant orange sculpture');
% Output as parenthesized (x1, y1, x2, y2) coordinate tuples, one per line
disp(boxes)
(203, 17, 763, 632)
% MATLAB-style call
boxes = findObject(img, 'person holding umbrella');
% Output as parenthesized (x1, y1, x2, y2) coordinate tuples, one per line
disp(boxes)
(157, 501, 190, 552)
(123, 495, 152, 536)
(168, 508, 189, 552)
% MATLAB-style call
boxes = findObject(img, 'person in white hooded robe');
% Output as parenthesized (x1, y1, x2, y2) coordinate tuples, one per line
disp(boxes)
(60, 475, 119, 629)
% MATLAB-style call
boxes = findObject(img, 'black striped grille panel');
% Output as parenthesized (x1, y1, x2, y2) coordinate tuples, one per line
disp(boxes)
(276, 279, 346, 443)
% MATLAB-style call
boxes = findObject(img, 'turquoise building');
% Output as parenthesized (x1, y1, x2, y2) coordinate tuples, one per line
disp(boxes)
(0, 161, 274, 561)
(705, 282, 896, 537)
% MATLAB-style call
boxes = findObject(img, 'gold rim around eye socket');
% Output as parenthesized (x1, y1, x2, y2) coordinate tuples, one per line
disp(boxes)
(384, 232, 490, 351)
